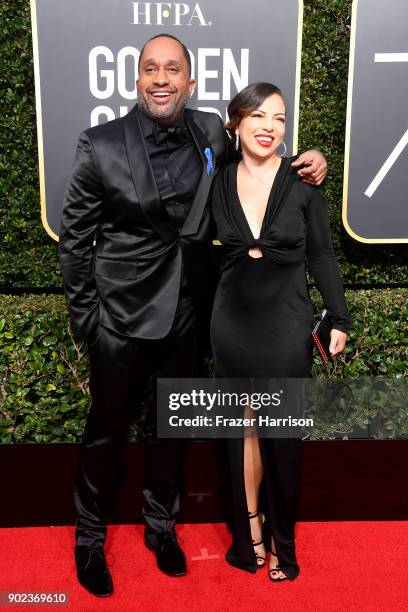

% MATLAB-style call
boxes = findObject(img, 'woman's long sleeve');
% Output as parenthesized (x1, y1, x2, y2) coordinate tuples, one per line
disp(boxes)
(305, 185, 351, 332)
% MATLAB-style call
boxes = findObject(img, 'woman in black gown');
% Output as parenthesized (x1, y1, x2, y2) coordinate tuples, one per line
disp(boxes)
(210, 83, 350, 582)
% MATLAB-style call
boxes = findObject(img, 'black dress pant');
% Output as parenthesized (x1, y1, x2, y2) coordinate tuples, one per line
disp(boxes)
(74, 296, 196, 547)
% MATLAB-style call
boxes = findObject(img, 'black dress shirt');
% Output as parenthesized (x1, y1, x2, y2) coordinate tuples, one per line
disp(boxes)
(139, 109, 202, 232)
(139, 109, 202, 293)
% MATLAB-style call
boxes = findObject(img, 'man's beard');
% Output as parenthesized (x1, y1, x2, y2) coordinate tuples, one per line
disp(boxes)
(137, 90, 190, 124)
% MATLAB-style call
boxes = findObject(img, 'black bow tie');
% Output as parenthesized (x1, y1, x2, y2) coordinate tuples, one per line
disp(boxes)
(153, 123, 189, 146)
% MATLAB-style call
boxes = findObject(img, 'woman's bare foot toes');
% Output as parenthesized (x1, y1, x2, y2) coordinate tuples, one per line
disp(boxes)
(269, 537, 288, 581)
(269, 567, 287, 581)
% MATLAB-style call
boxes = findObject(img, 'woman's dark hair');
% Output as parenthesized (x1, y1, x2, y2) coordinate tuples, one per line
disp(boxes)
(226, 82, 285, 139)
(138, 34, 191, 77)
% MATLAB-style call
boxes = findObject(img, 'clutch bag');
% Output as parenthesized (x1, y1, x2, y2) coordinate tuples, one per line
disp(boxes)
(312, 309, 332, 363)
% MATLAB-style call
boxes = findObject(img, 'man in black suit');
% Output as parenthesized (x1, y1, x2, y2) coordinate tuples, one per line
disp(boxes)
(59, 33, 327, 596)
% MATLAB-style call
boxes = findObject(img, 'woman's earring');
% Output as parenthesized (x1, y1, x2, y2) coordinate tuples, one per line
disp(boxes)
(276, 141, 287, 157)
(235, 132, 240, 151)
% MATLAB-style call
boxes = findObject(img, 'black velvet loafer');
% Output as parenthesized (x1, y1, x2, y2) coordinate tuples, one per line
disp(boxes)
(75, 544, 113, 597)
(145, 530, 187, 576)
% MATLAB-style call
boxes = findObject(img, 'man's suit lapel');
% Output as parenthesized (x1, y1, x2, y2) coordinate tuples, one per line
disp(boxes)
(180, 110, 215, 237)
(123, 106, 178, 243)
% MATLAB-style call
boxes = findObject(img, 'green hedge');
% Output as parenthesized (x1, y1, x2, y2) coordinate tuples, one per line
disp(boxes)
(0, 0, 407, 286)
(1, 290, 407, 443)
(0, 1, 60, 287)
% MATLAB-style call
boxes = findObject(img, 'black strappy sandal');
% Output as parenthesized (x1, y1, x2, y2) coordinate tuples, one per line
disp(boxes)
(248, 511, 266, 568)
(268, 550, 288, 582)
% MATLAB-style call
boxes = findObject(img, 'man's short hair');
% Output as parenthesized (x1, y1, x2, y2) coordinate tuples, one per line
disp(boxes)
(138, 33, 192, 78)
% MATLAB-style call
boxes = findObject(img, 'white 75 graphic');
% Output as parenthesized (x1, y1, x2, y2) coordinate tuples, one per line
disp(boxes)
(364, 53, 408, 198)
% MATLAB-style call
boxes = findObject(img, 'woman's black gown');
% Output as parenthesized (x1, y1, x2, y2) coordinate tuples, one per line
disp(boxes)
(210, 157, 350, 580)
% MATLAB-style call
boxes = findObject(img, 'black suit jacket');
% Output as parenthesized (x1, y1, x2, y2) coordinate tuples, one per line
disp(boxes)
(58, 105, 228, 341)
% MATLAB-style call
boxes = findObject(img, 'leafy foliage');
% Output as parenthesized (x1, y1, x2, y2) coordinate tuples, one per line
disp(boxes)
(310, 288, 408, 378)
(308, 288, 408, 439)
(0, 1, 61, 287)
(0, 296, 88, 442)
(1, 291, 407, 443)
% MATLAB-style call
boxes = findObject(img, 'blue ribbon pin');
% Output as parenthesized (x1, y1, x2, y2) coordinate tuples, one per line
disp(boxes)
(204, 147, 215, 176)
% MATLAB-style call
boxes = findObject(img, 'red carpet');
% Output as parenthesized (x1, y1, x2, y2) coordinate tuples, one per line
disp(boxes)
(0, 522, 407, 611)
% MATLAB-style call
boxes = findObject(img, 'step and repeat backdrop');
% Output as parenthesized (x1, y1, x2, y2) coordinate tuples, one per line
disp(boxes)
(30, 0, 408, 243)
(30, 0, 303, 240)
(343, 0, 408, 242)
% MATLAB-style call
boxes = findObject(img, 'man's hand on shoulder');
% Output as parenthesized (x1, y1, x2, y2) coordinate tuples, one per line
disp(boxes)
(291, 150, 327, 186)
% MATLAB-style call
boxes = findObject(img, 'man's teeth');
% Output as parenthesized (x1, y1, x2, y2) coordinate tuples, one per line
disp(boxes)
(152, 92, 171, 97)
